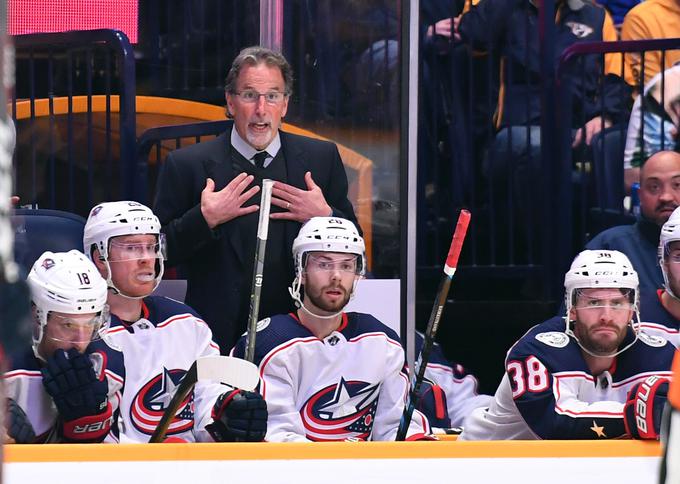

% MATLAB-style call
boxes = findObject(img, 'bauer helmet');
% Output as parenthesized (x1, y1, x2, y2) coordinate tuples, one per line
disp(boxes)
(27, 250, 109, 359)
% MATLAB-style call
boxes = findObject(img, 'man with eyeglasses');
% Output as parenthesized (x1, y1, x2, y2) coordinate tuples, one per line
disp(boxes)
(232, 217, 431, 441)
(83, 201, 267, 443)
(459, 249, 675, 440)
(638, 206, 680, 347)
(154, 46, 359, 352)
(4, 249, 125, 443)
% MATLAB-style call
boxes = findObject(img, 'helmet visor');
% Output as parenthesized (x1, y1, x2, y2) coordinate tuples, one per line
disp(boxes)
(44, 306, 110, 345)
(572, 288, 635, 312)
(305, 254, 360, 274)
(108, 233, 167, 262)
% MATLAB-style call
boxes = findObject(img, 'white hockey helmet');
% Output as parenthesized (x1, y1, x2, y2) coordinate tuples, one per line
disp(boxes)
(564, 249, 640, 356)
(83, 201, 165, 297)
(289, 217, 365, 317)
(659, 206, 680, 298)
(27, 250, 110, 358)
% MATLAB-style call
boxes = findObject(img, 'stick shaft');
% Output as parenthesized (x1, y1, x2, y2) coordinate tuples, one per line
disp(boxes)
(245, 179, 275, 363)
(396, 210, 471, 440)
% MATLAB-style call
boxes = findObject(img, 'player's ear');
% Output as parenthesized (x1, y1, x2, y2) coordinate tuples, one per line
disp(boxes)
(568, 306, 576, 322)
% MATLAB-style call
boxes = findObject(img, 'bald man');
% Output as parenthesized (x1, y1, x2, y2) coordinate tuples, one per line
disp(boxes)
(586, 150, 680, 292)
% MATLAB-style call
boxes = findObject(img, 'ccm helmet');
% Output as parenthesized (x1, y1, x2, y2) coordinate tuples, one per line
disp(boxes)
(83, 201, 165, 296)
(564, 249, 639, 356)
(289, 217, 365, 317)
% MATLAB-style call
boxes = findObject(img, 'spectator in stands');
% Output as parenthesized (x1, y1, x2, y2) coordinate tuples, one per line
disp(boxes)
(623, 65, 680, 192)
(453, 0, 630, 258)
(587, 150, 680, 293)
(598, 0, 641, 28)
(621, 0, 680, 87)
(154, 46, 359, 351)
(460, 250, 674, 440)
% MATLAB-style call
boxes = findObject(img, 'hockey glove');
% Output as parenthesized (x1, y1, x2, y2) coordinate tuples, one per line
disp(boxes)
(624, 375, 669, 440)
(41, 348, 112, 443)
(205, 389, 267, 442)
(6, 398, 36, 444)
(414, 378, 451, 429)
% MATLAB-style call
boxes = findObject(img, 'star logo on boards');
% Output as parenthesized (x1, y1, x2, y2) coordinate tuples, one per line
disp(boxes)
(590, 420, 607, 438)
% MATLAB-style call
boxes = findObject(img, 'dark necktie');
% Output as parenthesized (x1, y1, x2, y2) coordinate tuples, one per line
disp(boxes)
(252, 151, 268, 169)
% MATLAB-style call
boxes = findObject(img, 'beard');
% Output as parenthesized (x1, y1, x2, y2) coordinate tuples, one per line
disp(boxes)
(305, 283, 352, 313)
(574, 322, 628, 355)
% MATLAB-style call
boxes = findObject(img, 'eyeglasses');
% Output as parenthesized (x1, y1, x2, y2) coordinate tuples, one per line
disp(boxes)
(233, 90, 287, 105)
(305, 255, 359, 274)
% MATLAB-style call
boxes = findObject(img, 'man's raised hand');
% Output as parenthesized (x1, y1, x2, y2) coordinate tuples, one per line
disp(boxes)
(201, 173, 260, 229)
(270, 172, 332, 223)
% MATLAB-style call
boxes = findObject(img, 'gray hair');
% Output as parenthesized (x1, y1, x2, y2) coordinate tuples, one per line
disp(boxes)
(225, 46, 294, 96)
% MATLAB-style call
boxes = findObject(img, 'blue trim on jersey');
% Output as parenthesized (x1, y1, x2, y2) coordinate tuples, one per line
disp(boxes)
(109, 295, 203, 332)
(233, 312, 403, 368)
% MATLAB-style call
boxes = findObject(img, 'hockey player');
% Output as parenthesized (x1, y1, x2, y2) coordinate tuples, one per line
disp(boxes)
(413, 332, 492, 430)
(84, 201, 267, 443)
(4, 250, 125, 443)
(232, 216, 431, 441)
(638, 206, 680, 346)
(460, 250, 675, 440)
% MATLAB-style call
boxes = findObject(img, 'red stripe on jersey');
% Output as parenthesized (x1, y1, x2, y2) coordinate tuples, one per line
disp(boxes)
(3, 370, 42, 379)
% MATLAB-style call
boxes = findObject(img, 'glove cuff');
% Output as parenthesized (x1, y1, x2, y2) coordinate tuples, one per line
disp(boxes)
(61, 401, 113, 443)
(211, 389, 241, 420)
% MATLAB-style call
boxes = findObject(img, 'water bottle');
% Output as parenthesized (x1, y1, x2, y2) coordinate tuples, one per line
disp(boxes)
(631, 182, 640, 217)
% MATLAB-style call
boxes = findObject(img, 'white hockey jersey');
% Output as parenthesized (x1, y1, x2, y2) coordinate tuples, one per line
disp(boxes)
(232, 311, 431, 442)
(460, 316, 675, 440)
(5, 341, 125, 443)
(105, 296, 224, 443)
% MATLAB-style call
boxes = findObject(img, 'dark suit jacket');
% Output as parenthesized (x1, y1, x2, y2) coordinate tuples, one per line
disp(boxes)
(153, 122, 359, 351)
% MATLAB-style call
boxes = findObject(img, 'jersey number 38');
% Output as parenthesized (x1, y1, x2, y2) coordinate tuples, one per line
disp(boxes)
(507, 356, 550, 398)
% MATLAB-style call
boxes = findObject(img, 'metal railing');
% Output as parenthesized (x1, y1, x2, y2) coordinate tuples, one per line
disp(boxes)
(12, 29, 137, 214)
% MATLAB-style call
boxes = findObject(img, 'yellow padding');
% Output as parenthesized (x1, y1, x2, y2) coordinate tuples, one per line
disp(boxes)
(4, 440, 661, 463)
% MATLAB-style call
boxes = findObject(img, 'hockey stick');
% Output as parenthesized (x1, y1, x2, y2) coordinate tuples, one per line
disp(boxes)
(396, 209, 471, 441)
(149, 356, 259, 443)
(244, 178, 275, 363)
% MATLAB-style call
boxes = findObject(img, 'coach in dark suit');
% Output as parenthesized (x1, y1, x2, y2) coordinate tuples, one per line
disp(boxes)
(154, 46, 358, 351)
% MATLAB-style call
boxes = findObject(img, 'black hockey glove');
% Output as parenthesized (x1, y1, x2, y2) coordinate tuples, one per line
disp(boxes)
(41, 348, 112, 443)
(6, 398, 36, 444)
(205, 389, 267, 442)
(624, 375, 669, 440)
